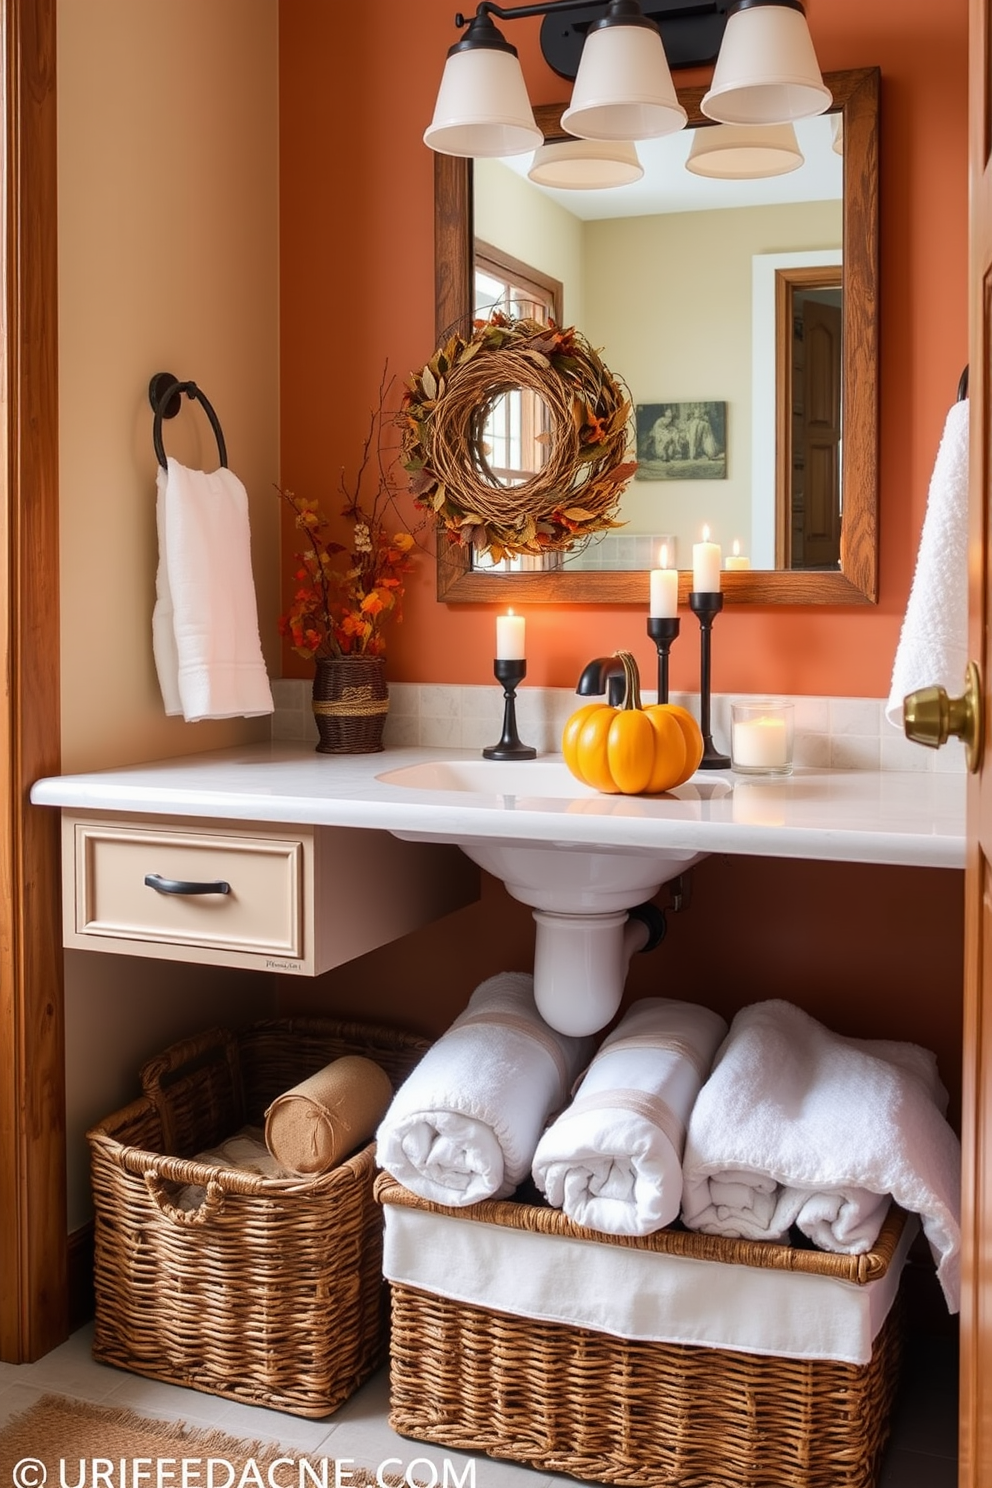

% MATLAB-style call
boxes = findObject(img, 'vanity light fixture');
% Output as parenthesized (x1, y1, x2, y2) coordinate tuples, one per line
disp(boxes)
(700, 0, 832, 126)
(528, 137, 643, 187)
(425, 0, 686, 157)
(685, 121, 804, 179)
(424, 0, 830, 160)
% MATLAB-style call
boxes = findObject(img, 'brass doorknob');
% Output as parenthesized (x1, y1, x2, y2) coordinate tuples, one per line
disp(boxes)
(903, 660, 983, 773)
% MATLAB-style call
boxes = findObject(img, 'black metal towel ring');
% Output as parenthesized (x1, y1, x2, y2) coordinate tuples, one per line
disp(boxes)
(149, 371, 228, 470)
(958, 365, 969, 402)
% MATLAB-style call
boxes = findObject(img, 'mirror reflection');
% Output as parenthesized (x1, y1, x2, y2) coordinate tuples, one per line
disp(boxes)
(432, 67, 878, 604)
(473, 112, 842, 574)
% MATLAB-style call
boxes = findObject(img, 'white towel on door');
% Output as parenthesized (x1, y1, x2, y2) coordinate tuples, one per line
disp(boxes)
(376, 972, 595, 1206)
(885, 399, 969, 729)
(680, 999, 962, 1312)
(153, 457, 274, 722)
(532, 997, 727, 1235)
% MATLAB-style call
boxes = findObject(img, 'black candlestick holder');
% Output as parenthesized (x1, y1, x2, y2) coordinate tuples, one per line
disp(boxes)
(688, 592, 731, 769)
(646, 616, 680, 705)
(483, 658, 537, 760)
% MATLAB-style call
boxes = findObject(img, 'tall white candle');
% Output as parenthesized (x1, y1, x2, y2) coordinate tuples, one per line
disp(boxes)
(725, 539, 750, 571)
(495, 609, 525, 660)
(692, 526, 722, 592)
(649, 542, 679, 618)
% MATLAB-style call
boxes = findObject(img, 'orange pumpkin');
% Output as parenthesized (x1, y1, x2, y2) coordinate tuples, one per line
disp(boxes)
(562, 651, 702, 795)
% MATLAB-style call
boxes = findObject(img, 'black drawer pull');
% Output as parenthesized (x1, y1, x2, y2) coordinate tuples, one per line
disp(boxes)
(144, 873, 231, 896)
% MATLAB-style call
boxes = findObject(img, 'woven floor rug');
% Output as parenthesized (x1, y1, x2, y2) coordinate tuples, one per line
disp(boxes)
(0, 1394, 413, 1485)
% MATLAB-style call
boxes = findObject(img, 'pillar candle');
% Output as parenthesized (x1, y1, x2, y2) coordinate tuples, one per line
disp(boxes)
(495, 609, 525, 660)
(692, 526, 722, 592)
(725, 540, 751, 571)
(649, 543, 679, 617)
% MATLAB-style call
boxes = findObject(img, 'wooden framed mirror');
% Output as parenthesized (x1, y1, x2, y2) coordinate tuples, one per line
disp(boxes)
(431, 66, 879, 605)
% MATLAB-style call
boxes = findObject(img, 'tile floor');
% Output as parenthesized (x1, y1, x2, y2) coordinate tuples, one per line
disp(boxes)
(0, 1323, 958, 1486)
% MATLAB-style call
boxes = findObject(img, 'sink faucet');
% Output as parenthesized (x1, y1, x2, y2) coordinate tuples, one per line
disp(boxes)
(577, 656, 626, 707)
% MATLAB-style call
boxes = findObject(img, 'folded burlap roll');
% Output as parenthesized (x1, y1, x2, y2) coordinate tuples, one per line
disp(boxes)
(264, 1055, 394, 1175)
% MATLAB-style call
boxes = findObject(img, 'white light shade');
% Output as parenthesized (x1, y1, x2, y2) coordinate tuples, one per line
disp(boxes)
(701, 3, 832, 126)
(424, 47, 543, 157)
(528, 138, 643, 189)
(561, 22, 687, 141)
(685, 121, 804, 178)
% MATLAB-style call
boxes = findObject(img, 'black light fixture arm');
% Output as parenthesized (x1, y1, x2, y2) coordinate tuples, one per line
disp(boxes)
(455, 0, 645, 31)
(450, 0, 740, 74)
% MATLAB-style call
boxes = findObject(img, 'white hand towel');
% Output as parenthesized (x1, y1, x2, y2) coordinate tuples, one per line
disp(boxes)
(681, 999, 962, 1312)
(376, 971, 595, 1206)
(885, 399, 969, 729)
(532, 997, 727, 1235)
(153, 457, 274, 722)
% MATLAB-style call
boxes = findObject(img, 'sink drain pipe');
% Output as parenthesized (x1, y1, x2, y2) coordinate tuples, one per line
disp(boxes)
(531, 900, 667, 1037)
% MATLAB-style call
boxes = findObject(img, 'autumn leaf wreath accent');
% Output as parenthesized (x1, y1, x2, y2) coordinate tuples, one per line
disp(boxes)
(400, 313, 637, 564)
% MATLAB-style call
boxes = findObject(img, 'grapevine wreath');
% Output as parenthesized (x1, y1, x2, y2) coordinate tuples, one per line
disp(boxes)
(400, 313, 637, 563)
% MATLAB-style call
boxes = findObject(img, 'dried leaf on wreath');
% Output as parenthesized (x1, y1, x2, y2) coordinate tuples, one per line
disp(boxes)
(408, 467, 434, 496)
(600, 460, 639, 486)
(421, 365, 437, 400)
(457, 337, 484, 366)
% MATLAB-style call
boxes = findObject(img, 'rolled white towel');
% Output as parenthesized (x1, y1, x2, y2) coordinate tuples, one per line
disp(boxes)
(681, 999, 962, 1312)
(376, 972, 594, 1206)
(532, 997, 727, 1235)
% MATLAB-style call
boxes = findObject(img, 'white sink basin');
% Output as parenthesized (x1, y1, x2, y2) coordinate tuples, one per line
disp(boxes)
(378, 758, 599, 798)
(377, 755, 704, 1036)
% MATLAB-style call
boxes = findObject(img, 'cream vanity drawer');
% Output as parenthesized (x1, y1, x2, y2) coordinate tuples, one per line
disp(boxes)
(61, 813, 478, 975)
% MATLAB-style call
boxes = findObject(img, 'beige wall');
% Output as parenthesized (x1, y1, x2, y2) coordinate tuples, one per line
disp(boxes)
(474, 159, 585, 324)
(57, 0, 282, 1227)
(58, 0, 281, 775)
(583, 199, 842, 562)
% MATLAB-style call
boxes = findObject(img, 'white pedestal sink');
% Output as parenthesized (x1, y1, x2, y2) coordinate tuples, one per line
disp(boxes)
(377, 758, 705, 1035)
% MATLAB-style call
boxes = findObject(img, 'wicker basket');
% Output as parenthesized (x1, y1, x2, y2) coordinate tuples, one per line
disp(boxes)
(376, 1175, 907, 1488)
(88, 1019, 427, 1418)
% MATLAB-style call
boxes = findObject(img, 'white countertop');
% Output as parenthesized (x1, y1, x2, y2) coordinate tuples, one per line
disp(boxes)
(30, 742, 966, 871)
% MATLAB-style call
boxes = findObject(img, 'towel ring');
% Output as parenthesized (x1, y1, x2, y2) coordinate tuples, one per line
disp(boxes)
(958, 365, 969, 402)
(149, 371, 228, 470)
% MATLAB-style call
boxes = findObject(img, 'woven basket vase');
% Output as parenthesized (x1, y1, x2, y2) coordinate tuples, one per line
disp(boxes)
(312, 655, 388, 754)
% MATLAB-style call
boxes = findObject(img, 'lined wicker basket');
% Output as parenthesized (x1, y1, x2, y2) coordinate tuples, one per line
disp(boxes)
(88, 1019, 427, 1418)
(376, 1174, 907, 1488)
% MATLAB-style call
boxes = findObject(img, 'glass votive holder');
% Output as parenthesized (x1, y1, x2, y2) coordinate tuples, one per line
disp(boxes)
(730, 699, 794, 777)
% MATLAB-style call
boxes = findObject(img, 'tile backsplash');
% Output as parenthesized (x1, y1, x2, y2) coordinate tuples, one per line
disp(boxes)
(271, 679, 966, 774)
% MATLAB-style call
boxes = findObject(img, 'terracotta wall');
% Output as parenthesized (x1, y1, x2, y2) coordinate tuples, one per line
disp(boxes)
(279, 0, 970, 698)
(283, 856, 965, 1127)
(276, 1, 967, 1106)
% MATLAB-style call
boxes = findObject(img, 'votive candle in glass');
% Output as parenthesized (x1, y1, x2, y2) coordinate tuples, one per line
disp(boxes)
(731, 699, 794, 776)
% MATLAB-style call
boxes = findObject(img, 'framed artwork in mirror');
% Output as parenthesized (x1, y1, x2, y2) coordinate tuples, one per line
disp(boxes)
(431, 67, 879, 606)
(635, 402, 727, 480)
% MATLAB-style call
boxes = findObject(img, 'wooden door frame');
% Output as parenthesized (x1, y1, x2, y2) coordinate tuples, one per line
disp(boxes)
(0, 0, 66, 1363)
(773, 264, 844, 570)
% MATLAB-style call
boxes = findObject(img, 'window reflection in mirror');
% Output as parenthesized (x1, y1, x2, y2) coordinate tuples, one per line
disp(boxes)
(472, 246, 562, 573)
